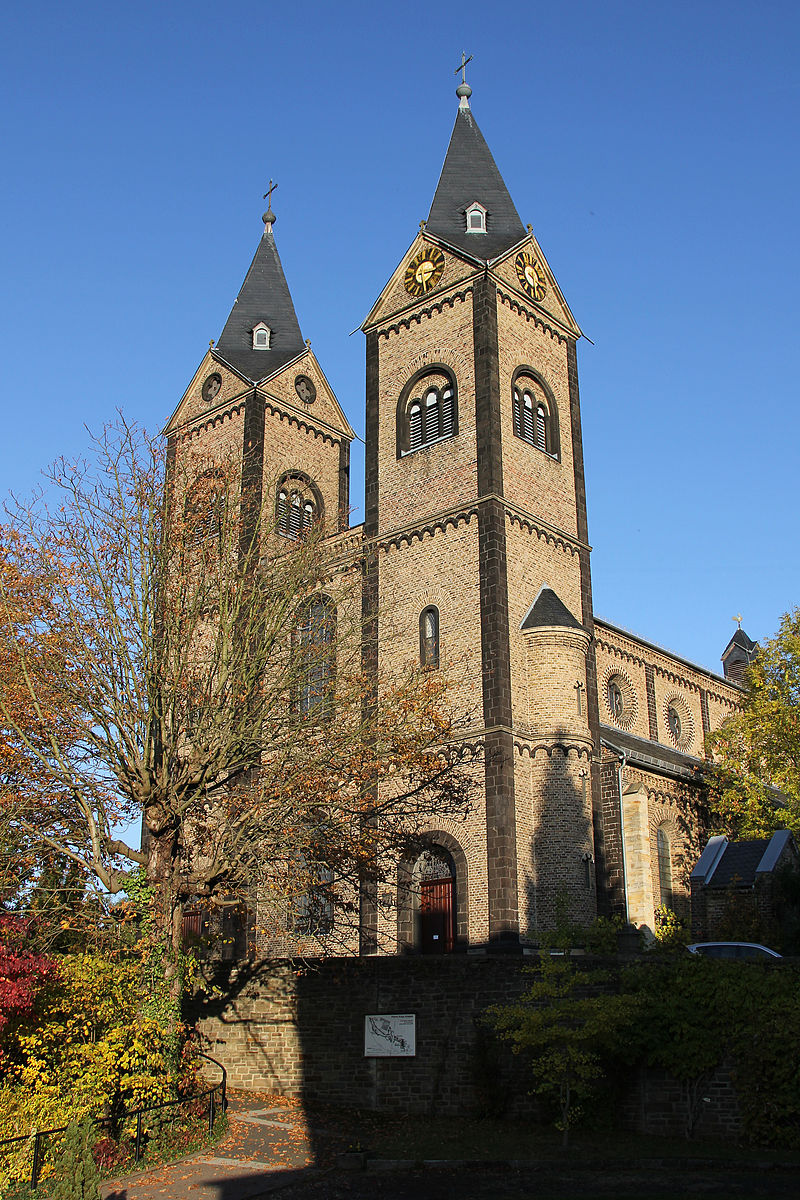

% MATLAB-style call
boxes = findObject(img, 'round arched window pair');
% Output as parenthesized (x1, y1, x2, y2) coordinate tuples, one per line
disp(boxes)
(397, 369, 458, 456)
(512, 373, 558, 457)
(276, 474, 321, 539)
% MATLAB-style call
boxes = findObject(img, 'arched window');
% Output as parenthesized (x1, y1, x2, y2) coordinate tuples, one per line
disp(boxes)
(185, 469, 226, 544)
(657, 826, 674, 911)
(294, 595, 336, 720)
(276, 476, 319, 539)
(607, 678, 624, 721)
(398, 370, 457, 455)
(420, 607, 439, 668)
(512, 371, 559, 458)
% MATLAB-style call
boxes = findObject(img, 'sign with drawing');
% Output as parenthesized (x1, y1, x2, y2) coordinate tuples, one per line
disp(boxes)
(364, 1013, 416, 1057)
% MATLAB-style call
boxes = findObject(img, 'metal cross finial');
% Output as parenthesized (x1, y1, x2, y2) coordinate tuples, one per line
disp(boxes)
(733, 613, 743, 629)
(263, 179, 278, 208)
(455, 51, 473, 84)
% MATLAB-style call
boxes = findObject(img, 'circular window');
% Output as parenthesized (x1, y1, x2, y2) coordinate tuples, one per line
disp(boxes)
(603, 670, 638, 730)
(202, 373, 222, 404)
(294, 374, 316, 404)
(663, 695, 694, 751)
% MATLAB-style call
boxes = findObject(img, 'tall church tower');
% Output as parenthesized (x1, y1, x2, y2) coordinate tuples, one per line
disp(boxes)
(363, 80, 599, 946)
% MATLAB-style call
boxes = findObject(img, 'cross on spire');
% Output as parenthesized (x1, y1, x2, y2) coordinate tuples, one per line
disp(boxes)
(455, 51, 473, 84)
(262, 179, 278, 230)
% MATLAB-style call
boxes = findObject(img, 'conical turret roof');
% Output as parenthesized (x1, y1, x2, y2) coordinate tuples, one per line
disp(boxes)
(426, 100, 525, 260)
(215, 218, 305, 381)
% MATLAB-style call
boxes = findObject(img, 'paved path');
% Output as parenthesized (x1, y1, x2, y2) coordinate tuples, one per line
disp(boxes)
(101, 1093, 322, 1200)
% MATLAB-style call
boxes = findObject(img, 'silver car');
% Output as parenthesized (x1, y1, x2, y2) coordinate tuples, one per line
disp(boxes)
(687, 941, 782, 959)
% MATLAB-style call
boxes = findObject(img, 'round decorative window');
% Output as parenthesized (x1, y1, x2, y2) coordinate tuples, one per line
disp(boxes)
(603, 670, 638, 730)
(294, 374, 316, 404)
(201, 372, 222, 405)
(663, 695, 694, 751)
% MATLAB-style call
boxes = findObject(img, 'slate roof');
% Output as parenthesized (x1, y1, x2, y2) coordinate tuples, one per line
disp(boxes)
(722, 628, 758, 660)
(600, 727, 701, 781)
(707, 839, 771, 888)
(521, 588, 583, 631)
(426, 106, 526, 261)
(215, 224, 305, 382)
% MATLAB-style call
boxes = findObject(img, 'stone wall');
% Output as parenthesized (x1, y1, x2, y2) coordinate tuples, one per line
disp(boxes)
(189, 954, 742, 1140)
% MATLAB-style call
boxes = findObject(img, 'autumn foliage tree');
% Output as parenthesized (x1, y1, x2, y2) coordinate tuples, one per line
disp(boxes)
(706, 608, 800, 838)
(0, 419, 475, 994)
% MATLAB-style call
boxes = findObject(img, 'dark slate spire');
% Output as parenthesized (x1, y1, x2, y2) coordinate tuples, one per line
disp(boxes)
(721, 627, 758, 684)
(426, 86, 526, 261)
(215, 209, 305, 382)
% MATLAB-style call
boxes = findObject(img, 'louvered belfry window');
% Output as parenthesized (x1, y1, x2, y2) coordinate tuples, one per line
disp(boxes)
(277, 479, 316, 538)
(185, 469, 226, 544)
(513, 375, 555, 456)
(401, 374, 456, 455)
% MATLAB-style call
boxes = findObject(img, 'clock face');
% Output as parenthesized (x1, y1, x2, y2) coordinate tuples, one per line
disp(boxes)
(515, 252, 547, 301)
(404, 247, 445, 297)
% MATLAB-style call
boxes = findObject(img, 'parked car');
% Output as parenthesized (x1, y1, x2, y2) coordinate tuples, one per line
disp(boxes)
(687, 941, 782, 959)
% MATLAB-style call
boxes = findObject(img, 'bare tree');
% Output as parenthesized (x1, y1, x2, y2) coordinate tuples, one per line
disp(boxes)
(0, 420, 475, 983)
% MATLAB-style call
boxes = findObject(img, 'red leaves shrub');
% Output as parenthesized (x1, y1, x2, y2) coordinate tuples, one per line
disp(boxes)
(0, 914, 57, 1068)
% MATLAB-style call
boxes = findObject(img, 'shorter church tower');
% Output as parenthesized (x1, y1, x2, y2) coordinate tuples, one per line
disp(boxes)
(164, 199, 354, 560)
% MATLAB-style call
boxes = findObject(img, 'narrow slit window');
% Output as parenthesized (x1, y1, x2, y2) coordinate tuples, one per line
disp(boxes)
(657, 826, 674, 910)
(296, 596, 336, 720)
(420, 606, 440, 668)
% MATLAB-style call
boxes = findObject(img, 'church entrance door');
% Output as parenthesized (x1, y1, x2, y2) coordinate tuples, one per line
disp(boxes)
(420, 877, 454, 953)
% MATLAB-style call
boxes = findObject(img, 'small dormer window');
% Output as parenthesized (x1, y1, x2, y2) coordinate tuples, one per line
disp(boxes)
(465, 202, 487, 234)
(252, 322, 272, 350)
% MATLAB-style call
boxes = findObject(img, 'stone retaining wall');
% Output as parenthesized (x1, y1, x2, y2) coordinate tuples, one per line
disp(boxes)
(189, 955, 740, 1139)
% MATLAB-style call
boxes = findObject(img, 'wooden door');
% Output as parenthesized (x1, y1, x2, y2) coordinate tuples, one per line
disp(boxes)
(420, 878, 454, 953)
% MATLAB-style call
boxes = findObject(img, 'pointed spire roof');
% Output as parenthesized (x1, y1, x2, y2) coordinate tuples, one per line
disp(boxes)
(521, 587, 583, 631)
(426, 89, 525, 261)
(215, 212, 305, 382)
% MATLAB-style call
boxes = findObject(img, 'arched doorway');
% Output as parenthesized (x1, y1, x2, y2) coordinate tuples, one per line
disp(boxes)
(415, 847, 455, 954)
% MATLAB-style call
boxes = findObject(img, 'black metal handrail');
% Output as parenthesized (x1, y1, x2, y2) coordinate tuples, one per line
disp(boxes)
(0, 1051, 227, 1191)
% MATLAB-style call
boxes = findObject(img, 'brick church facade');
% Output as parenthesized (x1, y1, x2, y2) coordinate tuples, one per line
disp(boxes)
(165, 82, 747, 952)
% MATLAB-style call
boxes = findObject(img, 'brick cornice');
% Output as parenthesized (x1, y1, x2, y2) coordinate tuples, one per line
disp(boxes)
(366, 495, 588, 557)
(495, 286, 572, 344)
(375, 286, 473, 339)
(171, 390, 344, 447)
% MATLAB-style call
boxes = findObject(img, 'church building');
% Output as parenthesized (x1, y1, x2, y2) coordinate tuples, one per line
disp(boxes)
(165, 79, 747, 952)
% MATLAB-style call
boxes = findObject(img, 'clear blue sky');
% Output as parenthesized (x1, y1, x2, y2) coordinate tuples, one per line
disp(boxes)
(2, 0, 798, 674)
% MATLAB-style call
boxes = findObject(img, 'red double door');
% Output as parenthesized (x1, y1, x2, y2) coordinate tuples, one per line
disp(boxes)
(420, 878, 454, 953)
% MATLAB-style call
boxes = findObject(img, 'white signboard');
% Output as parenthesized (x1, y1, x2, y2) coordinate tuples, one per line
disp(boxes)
(364, 1013, 416, 1057)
